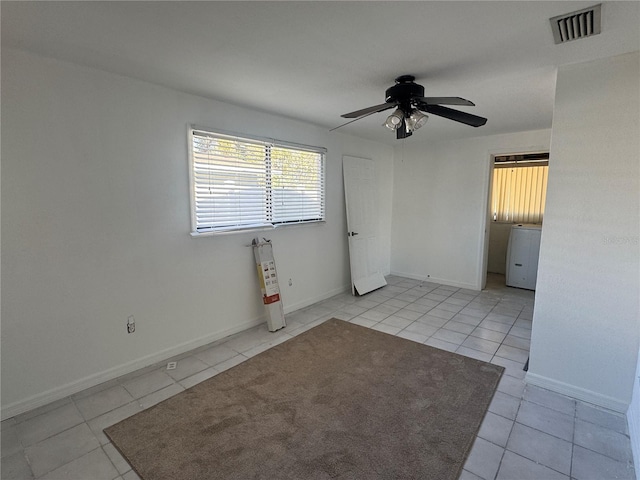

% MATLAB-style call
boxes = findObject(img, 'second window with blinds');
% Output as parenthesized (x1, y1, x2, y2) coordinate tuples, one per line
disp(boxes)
(491, 152, 549, 224)
(189, 127, 326, 234)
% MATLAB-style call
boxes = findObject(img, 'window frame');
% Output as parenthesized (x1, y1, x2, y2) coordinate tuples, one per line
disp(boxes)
(188, 126, 327, 236)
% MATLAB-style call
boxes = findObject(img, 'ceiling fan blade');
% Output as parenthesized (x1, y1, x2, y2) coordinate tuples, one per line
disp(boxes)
(330, 108, 386, 132)
(341, 102, 397, 119)
(419, 104, 487, 127)
(416, 97, 475, 106)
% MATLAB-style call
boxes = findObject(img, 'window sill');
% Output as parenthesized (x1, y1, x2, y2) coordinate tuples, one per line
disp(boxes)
(190, 220, 325, 238)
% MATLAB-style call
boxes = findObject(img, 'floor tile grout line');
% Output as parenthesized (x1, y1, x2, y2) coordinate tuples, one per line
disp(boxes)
(499, 449, 571, 479)
(570, 441, 635, 465)
(34, 445, 109, 480)
(501, 418, 569, 447)
(491, 390, 525, 480)
(101, 442, 133, 479)
(15, 404, 88, 450)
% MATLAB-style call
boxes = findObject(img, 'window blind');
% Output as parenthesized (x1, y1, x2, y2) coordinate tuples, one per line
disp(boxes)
(492, 164, 548, 223)
(190, 128, 325, 233)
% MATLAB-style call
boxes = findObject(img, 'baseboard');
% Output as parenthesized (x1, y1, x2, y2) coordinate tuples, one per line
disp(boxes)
(525, 372, 628, 413)
(1, 316, 265, 420)
(2, 284, 353, 421)
(389, 270, 479, 291)
(282, 283, 351, 314)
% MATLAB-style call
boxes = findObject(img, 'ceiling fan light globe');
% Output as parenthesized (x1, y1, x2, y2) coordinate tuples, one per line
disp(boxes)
(384, 115, 402, 131)
(383, 108, 404, 131)
(383, 120, 400, 131)
(409, 111, 428, 131)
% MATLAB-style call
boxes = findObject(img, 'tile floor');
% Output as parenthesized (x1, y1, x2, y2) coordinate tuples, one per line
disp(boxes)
(1, 274, 635, 479)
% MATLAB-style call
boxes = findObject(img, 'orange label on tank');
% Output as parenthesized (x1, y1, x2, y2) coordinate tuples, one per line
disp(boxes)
(263, 293, 280, 305)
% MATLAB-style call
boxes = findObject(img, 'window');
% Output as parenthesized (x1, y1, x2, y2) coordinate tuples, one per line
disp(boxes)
(189, 127, 326, 234)
(491, 153, 549, 224)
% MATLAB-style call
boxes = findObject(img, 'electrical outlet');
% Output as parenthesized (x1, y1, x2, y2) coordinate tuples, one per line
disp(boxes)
(288, 278, 293, 286)
(166, 362, 177, 370)
(127, 315, 135, 334)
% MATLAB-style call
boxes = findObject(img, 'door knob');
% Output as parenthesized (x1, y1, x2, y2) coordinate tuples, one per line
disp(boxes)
(348, 232, 359, 237)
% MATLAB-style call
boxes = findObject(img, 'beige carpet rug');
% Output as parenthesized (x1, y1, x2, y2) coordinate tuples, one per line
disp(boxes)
(105, 318, 503, 480)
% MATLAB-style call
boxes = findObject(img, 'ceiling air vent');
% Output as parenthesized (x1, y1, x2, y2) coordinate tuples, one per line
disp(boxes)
(550, 4, 601, 44)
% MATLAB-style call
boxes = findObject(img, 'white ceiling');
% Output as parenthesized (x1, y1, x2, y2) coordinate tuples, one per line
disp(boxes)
(2, 1, 639, 145)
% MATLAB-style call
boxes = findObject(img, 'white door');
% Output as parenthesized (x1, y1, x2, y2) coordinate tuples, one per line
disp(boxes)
(343, 156, 387, 295)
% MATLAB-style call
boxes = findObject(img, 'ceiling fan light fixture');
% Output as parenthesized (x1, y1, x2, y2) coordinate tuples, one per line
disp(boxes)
(384, 108, 403, 130)
(338, 75, 487, 136)
(407, 110, 428, 131)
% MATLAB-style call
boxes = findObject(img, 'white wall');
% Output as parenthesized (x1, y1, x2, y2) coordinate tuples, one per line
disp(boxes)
(487, 222, 513, 275)
(0, 48, 394, 418)
(527, 52, 640, 412)
(390, 130, 551, 290)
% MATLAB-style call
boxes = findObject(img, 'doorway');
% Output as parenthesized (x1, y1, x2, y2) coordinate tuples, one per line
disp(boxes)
(483, 151, 549, 288)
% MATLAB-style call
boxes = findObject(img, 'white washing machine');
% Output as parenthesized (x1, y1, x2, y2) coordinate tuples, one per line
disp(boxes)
(505, 224, 542, 290)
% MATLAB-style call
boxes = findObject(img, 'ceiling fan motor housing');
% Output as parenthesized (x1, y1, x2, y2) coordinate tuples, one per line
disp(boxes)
(385, 75, 424, 112)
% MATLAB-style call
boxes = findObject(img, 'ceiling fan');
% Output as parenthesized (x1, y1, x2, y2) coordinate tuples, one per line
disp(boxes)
(335, 75, 488, 139)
